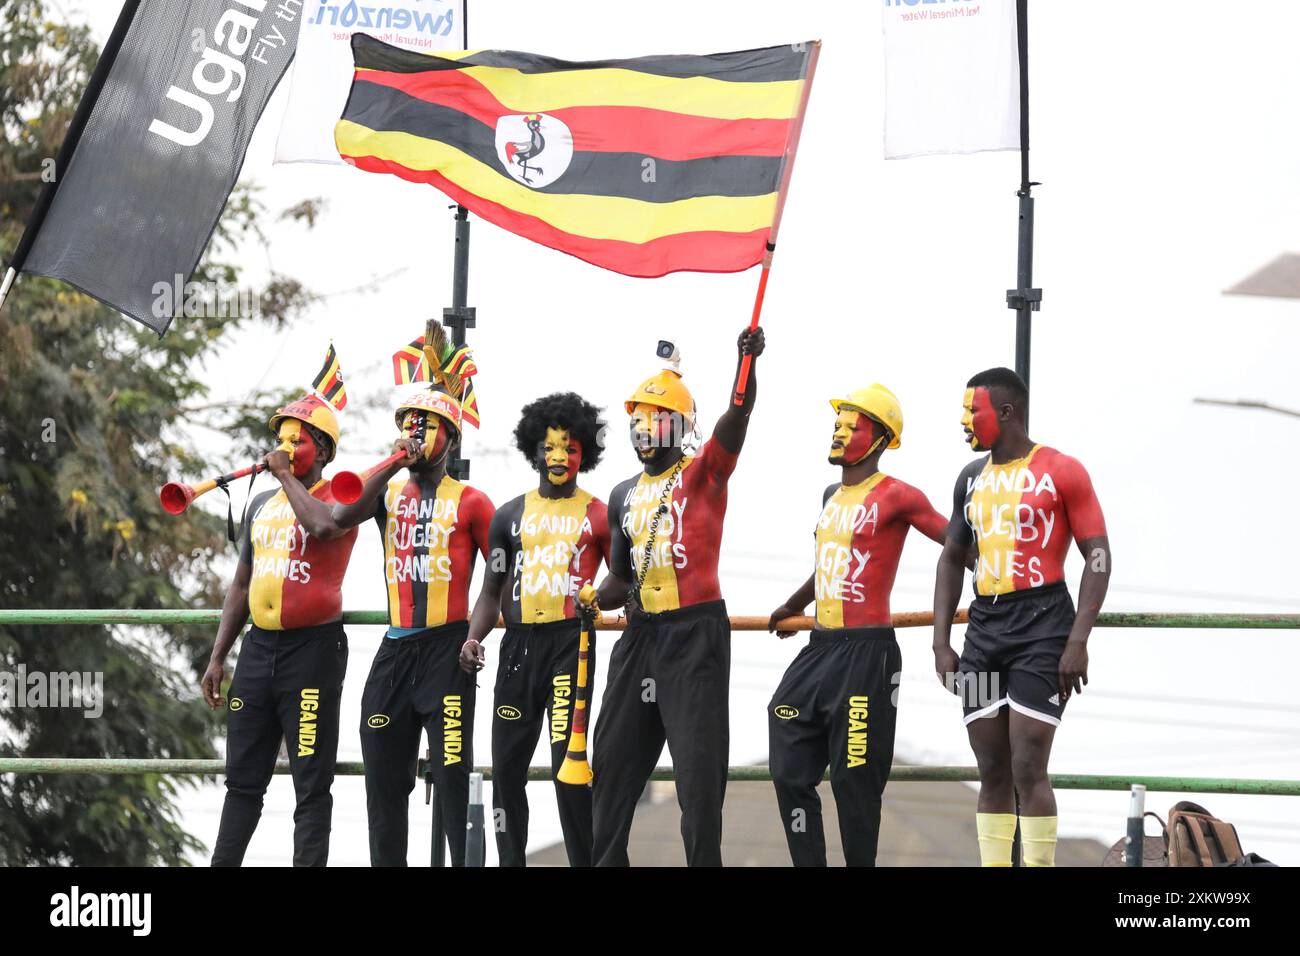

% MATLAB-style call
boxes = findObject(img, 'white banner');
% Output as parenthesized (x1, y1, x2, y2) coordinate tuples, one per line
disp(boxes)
(882, 0, 1020, 160)
(275, 0, 465, 166)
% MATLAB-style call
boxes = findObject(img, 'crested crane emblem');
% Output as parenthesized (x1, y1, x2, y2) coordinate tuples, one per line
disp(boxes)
(495, 113, 573, 188)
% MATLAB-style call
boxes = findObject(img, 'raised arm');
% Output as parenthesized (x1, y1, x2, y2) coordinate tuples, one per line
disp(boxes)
(712, 326, 765, 455)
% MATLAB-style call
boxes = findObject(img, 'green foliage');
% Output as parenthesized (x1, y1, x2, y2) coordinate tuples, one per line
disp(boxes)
(0, 0, 317, 864)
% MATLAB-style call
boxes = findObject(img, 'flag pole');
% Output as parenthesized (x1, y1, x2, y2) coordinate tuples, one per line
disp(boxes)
(1006, 0, 1040, 425)
(441, 4, 475, 483)
(732, 40, 821, 406)
(1006, 0, 1036, 866)
(0, 0, 142, 316)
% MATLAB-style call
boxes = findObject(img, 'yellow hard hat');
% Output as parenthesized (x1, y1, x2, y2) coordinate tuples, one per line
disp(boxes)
(394, 387, 463, 434)
(269, 394, 341, 459)
(626, 369, 696, 424)
(830, 384, 903, 449)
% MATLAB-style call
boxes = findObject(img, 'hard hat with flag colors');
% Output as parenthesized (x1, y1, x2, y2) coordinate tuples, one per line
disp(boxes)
(269, 394, 341, 460)
(626, 369, 696, 425)
(829, 384, 903, 449)
(394, 386, 463, 434)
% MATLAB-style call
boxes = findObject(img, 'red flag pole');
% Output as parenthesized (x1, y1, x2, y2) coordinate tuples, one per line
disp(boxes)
(733, 39, 821, 406)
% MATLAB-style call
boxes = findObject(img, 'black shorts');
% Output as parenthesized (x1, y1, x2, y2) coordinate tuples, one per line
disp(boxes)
(957, 582, 1075, 726)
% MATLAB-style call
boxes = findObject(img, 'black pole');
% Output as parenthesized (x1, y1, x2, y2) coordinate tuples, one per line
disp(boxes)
(0, 0, 142, 308)
(442, 205, 475, 480)
(425, 748, 446, 866)
(440, 5, 474, 481)
(1009, 1, 1035, 867)
(1006, 0, 1040, 427)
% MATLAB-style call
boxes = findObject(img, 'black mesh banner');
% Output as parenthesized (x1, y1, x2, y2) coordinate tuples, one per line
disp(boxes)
(22, 0, 303, 333)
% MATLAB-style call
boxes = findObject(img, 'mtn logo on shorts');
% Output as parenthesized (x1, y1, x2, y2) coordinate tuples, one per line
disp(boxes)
(367, 714, 390, 728)
(1048, 694, 1060, 706)
(228, 698, 244, 712)
(773, 704, 799, 720)
(497, 705, 522, 721)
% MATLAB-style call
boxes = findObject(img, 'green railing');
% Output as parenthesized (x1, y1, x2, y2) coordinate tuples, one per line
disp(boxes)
(2, 608, 1297, 797)
(0, 758, 1296, 795)
(4, 608, 1300, 629)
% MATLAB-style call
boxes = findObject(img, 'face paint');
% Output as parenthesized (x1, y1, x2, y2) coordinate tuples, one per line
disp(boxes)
(402, 410, 450, 463)
(629, 402, 681, 460)
(828, 409, 882, 466)
(277, 419, 316, 477)
(962, 387, 1002, 451)
(541, 427, 582, 486)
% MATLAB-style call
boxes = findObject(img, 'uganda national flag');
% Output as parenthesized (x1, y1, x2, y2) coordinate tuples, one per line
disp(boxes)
(335, 35, 818, 277)
(392, 337, 431, 386)
(459, 384, 481, 430)
(391, 335, 482, 429)
(312, 343, 348, 410)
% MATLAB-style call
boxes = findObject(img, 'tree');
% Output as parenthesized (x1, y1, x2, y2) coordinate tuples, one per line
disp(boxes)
(0, 0, 317, 864)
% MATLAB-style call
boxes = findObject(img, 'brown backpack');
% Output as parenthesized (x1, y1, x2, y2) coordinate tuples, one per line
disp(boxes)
(1102, 802, 1247, 867)
(1167, 801, 1245, 867)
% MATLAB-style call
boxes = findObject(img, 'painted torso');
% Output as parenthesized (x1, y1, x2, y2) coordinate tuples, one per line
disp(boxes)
(494, 488, 610, 625)
(814, 474, 926, 628)
(610, 437, 738, 613)
(243, 481, 358, 631)
(953, 445, 1106, 597)
(376, 474, 494, 628)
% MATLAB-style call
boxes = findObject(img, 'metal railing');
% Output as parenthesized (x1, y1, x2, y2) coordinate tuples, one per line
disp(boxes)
(4, 608, 1300, 629)
(0, 757, 1296, 796)
(3, 607, 1298, 799)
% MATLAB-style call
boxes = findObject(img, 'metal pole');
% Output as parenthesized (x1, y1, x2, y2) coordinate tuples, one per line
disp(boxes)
(1, 759, 1298, 794)
(443, 205, 475, 481)
(1125, 784, 1147, 867)
(466, 771, 486, 867)
(425, 746, 446, 867)
(1006, 0, 1041, 426)
(6, 608, 1300, 629)
(1012, 796, 1022, 867)
(1009, 4, 1037, 855)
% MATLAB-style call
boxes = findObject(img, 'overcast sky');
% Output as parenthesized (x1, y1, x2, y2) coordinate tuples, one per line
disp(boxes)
(68, 0, 1300, 865)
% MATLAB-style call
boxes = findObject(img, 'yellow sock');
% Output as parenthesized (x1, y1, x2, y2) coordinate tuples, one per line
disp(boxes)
(976, 812, 1018, 867)
(1020, 815, 1058, 867)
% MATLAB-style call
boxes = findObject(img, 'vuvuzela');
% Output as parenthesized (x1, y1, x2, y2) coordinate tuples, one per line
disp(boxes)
(557, 608, 595, 785)
(331, 410, 428, 504)
(158, 439, 292, 515)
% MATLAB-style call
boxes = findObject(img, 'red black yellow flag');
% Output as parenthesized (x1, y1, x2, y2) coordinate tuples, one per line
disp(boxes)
(336, 36, 817, 277)
(391, 334, 481, 428)
(392, 336, 430, 386)
(312, 343, 348, 410)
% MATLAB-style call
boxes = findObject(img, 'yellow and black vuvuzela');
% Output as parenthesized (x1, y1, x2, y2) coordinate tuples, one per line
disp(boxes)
(556, 613, 594, 785)
(336, 35, 817, 277)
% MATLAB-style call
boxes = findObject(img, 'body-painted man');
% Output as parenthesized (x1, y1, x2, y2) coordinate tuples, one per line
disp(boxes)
(458, 392, 611, 866)
(331, 387, 495, 866)
(765, 384, 949, 866)
(582, 329, 764, 867)
(932, 367, 1110, 867)
(202, 394, 358, 867)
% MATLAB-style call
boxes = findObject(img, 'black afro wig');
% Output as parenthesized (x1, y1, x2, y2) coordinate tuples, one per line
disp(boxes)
(514, 392, 606, 473)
